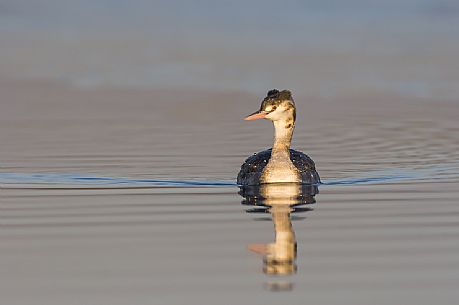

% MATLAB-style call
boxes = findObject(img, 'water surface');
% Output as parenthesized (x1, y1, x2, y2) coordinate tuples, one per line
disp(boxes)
(1, 1, 459, 303)
(1, 81, 459, 304)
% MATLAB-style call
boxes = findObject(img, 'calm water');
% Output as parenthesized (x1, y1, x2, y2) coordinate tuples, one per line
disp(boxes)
(1, 1, 459, 304)
(1, 84, 459, 305)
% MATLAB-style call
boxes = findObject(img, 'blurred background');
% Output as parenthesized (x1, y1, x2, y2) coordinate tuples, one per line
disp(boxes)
(2, 2, 459, 305)
(1, 0, 458, 181)
(1, 0, 458, 99)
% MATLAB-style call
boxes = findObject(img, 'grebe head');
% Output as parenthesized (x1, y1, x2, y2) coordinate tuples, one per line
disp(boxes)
(244, 89, 296, 124)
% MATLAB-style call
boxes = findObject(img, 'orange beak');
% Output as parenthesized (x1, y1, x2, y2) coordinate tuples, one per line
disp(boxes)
(244, 111, 268, 120)
(248, 243, 269, 255)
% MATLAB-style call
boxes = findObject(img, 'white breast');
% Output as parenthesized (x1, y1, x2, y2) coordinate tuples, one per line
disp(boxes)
(261, 160, 300, 183)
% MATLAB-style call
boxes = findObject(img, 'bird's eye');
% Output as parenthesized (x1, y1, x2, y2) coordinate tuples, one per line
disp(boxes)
(270, 106, 277, 111)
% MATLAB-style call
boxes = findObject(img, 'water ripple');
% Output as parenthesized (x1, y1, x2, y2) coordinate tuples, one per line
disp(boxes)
(1, 163, 458, 189)
(0, 173, 236, 187)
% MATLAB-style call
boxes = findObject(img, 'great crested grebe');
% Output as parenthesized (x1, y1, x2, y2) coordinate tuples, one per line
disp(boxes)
(237, 89, 320, 185)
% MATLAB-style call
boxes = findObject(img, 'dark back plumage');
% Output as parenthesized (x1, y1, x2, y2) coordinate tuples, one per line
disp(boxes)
(237, 149, 320, 186)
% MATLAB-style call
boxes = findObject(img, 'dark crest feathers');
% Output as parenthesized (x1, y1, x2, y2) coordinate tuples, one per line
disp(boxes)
(267, 89, 279, 98)
(265, 89, 293, 102)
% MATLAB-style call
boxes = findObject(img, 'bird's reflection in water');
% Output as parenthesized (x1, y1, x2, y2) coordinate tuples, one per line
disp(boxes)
(239, 183, 318, 291)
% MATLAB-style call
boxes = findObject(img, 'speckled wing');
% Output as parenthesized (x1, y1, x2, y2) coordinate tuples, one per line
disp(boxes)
(237, 149, 320, 185)
(237, 149, 272, 186)
(289, 149, 321, 185)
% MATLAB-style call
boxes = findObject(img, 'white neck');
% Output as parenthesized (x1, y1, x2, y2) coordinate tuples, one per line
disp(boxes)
(272, 120, 294, 156)
(261, 117, 299, 183)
